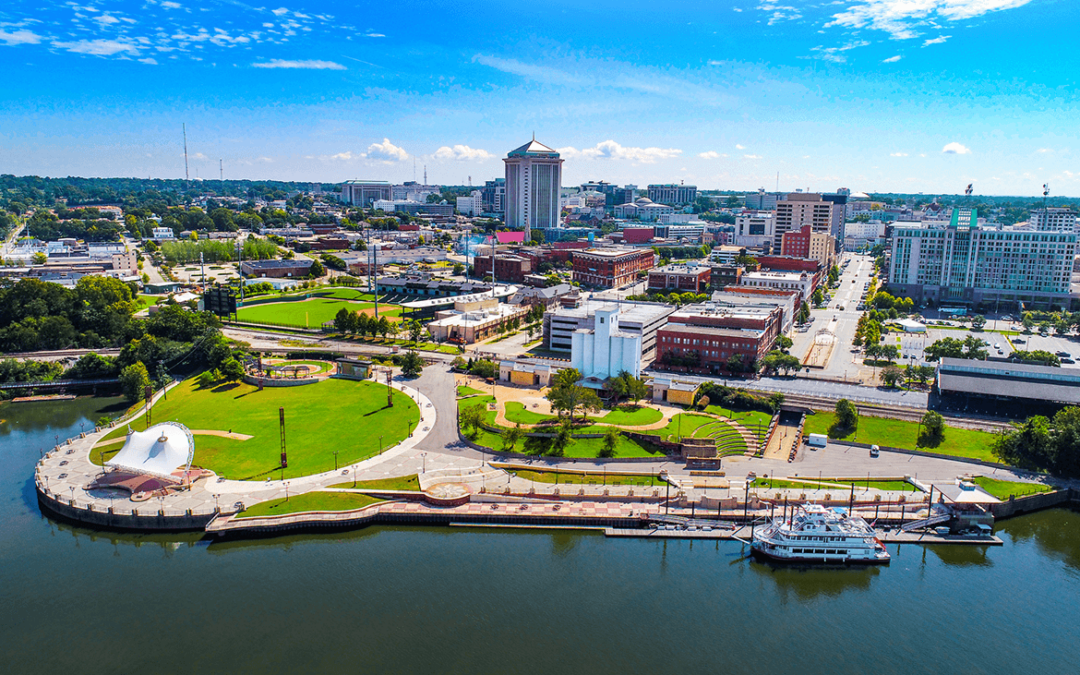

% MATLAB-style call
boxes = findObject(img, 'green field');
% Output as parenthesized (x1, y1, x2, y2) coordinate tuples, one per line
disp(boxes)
(972, 477, 1053, 499)
(457, 385, 486, 398)
(93, 377, 420, 480)
(502, 402, 663, 428)
(236, 297, 403, 327)
(803, 411, 999, 463)
(331, 474, 420, 491)
(237, 491, 385, 518)
(704, 406, 772, 442)
(459, 396, 663, 458)
(655, 414, 718, 442)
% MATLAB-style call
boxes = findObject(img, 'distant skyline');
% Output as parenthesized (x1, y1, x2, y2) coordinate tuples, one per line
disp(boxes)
(1, 0, 1076, 196)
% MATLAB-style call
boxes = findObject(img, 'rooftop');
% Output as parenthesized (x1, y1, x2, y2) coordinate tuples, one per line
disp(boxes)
(507, 139, 560, 158)
(574, 248, 652, 258)
(550, 301, 674, 324)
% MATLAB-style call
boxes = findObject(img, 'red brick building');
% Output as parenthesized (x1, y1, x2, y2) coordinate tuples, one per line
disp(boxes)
(475, 254, 532, 283)
(655, 304, 782, 374)
(647, 264, 712, 293)
(622, 227, 655, 244)
(571, 248, 656, 288)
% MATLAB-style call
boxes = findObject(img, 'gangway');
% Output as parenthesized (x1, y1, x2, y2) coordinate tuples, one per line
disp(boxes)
(901, 512, 951, 532)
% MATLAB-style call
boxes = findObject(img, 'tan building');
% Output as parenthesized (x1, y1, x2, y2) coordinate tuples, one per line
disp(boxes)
(425, 298, 529, 344)
(780, 224, 835, 268)
(774, 193, 841, 252)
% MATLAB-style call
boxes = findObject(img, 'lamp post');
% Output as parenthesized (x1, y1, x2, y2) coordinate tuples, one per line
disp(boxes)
(285, 481, 290, 502)
(421, 452, 427, 474)
(333, 450, 339, 471)
(379, 436, 384, 454)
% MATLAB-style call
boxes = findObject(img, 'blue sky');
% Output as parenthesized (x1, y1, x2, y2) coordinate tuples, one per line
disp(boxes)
(1, 0, 1077, 195)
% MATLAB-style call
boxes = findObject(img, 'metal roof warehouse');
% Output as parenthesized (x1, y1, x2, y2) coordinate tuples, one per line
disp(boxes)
(936, 357, 1080, 405)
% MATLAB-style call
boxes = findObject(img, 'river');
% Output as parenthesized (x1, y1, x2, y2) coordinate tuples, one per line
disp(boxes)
(1, 396, 1078, 674)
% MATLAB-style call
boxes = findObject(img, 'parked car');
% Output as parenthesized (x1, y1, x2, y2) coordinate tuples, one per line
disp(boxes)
(1056, 350, 1070, 357)
(869, 445, 880, 458)
(1014, 337, 1025, 343)
(1063, 358, 1076, 364)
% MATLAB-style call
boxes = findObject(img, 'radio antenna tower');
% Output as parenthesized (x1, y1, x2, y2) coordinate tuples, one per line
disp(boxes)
(424, 165, 428, 185)
(183, 123, 190, 180)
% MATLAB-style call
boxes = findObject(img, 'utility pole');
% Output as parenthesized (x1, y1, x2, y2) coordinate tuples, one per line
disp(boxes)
(183, 123, 189, 181)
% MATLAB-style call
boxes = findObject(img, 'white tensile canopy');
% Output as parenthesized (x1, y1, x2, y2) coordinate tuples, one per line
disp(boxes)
(106, 422, 195, 480)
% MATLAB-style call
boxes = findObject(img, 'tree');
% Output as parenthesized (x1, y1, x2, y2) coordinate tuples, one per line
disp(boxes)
(550, 420, 573, 456)
(197, 370, 216, 388)
(768, 392, 785, 412)
(460, 403, 485, 438)
(600, 426, 620, 458)
(119, 362, 151, 402)
(880, 365, 904, 388)
(220, 357, 245, 382)
(32, 252, 47, 265)
(920, 410, 945, 444)
(308, 258, 326, 277)
(334, 307, 352, 333)
(502, 424, 523, 452)
(776, 335, 794, 352)
(835, 398, 858, 431)
(798, 303, 810, 324)
(546, 367, 602, 421)
(971, 314, 987, 330)
(812, 287, 825, 307)
(377, 316, 392, 339)
(407, 319, 424, 345)
(400, 350, 424, 378)
(453, 263, 465, 275)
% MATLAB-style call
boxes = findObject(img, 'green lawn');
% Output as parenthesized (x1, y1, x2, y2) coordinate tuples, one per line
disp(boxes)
(236, 297, 403, 327)
(237, 492, 385, 518)
(803, 411, 999, 463)
(705, 407, 773, 442)
(331, 474, 420, 491)
(755, 478, 919, 493)
(457, 385, 486, 398)
(508, 469, 666, 486)
(972, 477, 1053, 499)
(265, 359, 333, 374)
(134, 295, 160, 310)
(503, 402, 663, 427)
(93, 377, 419, 480)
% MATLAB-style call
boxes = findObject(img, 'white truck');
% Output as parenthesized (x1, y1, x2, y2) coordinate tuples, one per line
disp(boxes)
(807, 433, 828, 448)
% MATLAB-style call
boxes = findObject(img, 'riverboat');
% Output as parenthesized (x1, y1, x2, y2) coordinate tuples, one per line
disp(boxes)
(751, 504, 890, 564)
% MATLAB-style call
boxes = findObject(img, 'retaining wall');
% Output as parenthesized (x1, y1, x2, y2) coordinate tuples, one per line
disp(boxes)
(242, 374, 319, 387)
(989, 489, 1076, 519)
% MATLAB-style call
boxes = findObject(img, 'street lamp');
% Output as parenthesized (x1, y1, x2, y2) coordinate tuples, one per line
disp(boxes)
(421, 452, 427, 473)
(333, 450, 339, 471)
(285, 481, 291, 502)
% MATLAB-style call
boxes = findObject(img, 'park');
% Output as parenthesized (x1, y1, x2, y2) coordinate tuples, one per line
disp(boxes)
(235, 287, 404, 328)
(92, 375, 421, 480)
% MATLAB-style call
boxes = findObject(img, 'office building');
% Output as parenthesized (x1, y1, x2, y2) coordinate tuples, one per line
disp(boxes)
(481, 178, 506, 214)
(710, 287, 799, 334)
(774, 192, 842, 251)
(341, 180, 393, 207)
(571, 248, 656, 288)
(656, 302, 783, 374)
(504, 138, 564, 241)
(647, 263, 712, 293)
(425, 297, 530, 344)
(889, 208, 1077, 309)
(647, 183, 697, 206)
(744, 190, 783, 210)
(734, 212, 775, 248)
(739, 270, 814, 301)
(475, 254, 532, 284)
(1030, 208, 1077, 233)
(780, 224, 836, 268)
(456, 190, 484, 216)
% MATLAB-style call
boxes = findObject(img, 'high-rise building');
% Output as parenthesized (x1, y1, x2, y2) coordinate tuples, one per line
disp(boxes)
(504, 139, 563, 241)
(341, 180, 392, 207)
(481, 178, 506, 214)
(1030, 207, 1077, 233)
(774, 192, 841, 252)
(647, 183, 697, 205)
(781, 224, 836, 268)
(889, 208, 1077, 309)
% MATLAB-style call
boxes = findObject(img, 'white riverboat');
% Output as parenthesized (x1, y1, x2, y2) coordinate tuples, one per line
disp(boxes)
(751, 504, 890, 564)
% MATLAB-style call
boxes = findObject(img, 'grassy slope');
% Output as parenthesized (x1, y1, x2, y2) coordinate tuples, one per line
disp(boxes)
(503, 402, 662, 427)
(331, 474, 420, 491)
(237, 492, 385, 518)
(508, 469, 666, 486)
(803, 411, 999, 463)
(456, 386, 486, 397)
(972, 477, 1052, 499)
(94, 377, 419, 480)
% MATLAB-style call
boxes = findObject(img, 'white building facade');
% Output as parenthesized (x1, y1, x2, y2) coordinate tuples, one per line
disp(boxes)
(570, 307, 643, 380)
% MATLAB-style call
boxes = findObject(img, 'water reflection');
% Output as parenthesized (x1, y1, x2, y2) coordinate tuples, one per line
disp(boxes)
(749, 558, 881, 601)
(925, 544, 993, 568)
(998, 506, 1080, 572)
(0, 396, 126, 438)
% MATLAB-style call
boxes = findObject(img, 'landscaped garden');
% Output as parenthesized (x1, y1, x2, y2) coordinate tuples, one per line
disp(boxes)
(93, 376, 420, 480)
(237, 491, 385, 518)
(752, 477, 920, 493)
(332, 474, 420, 491)
(803, 411, 1000, 463)
(507, 469, 667, 487)
(236, 297, 403, 327)
(458, 395, 664, 458)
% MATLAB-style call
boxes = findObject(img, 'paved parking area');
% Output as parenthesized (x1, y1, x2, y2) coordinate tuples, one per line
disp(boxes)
(1009, 332, 1080, 367)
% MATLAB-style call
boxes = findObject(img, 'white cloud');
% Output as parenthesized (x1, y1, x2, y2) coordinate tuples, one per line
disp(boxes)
(698, 151, 727, 159)
(744, 154, 763, 159)
(52, 39, 140, 56)
(160, 1, 182, 8)
(271, 7, 289, 16)
(138, 57, 158, 65)
(923, 35, 951, 46)
(0, 29, 42, 46)
(827, 1, 1033, 40)
(433, 145, 493, 161)
(557, 140, 682, 163)
(252, 59, 345, 70)
(1036, 148, 1053, 154)
(474, 54, 586, 87)
(811, 39, 871, 63)
(365, 32, 385, 38)
(192, 152, 208, 160)
(735, 144, 746, 150)
(890, 152, 909, 157)
(93, 14, 121, 26)
(759, 3, 802, 25)
(942, 141, 971, 154)
(363, 138, 409, 162)
(883, 55, 902, 62)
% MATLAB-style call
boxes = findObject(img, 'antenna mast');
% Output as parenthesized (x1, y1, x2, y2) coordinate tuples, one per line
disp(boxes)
(183, 123, 189, 180)
(424, 165, 428, 185)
